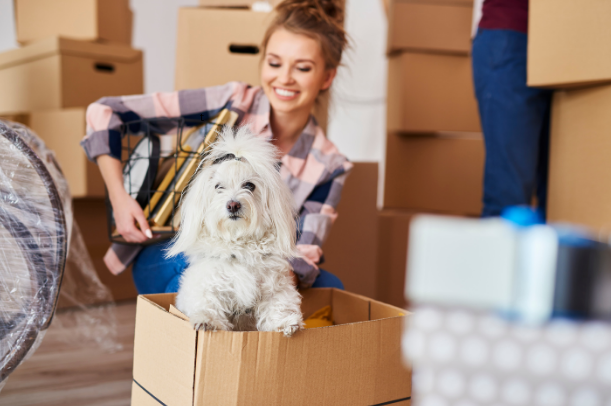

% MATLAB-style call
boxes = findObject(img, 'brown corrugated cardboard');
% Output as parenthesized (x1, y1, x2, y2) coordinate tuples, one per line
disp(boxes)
(322, 163, 378, 298)
(387, 0, 473, 54)
(175, 8, 272, 91)
(26, 109, 105, 198)
(528, 0, 611, 88)
(384, 132, 484, 215)
(0, 37, 143, 114)
(198, 0, 281, 6)
(174, 7, 333, 130)
(376, 210, 416, 309)
(547, 84, 611, 231)
(73, 198, 138, 303)
(132, 289, 411, 406)
(0, 113, 30, 127)
(15, 0, 133, 45)
(387, 52, 481, 133)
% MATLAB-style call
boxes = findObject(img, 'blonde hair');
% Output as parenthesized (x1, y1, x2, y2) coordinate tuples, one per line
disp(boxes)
(262, 0, 348, 71)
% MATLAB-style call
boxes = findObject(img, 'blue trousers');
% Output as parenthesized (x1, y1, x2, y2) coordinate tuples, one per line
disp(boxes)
(472, 29, 553, 218)
(132, 241, 345, 294)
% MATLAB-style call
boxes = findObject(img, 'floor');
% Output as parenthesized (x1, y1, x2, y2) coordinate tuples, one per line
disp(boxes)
(0, 301, 136, 406)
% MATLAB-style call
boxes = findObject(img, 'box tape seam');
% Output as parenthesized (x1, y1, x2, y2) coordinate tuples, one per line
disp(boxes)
(133, 379, 167, 406)
(371, 396, 412, 406)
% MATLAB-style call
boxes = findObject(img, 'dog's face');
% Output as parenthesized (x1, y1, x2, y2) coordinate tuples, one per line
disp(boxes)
(204, 156, 266, 239)
(168, 127, 297, 259)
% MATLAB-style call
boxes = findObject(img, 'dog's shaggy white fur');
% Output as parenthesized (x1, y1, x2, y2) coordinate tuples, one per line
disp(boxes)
(167, 126, 303, 337)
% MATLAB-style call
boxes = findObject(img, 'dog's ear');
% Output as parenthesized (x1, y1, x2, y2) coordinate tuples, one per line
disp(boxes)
(166, 164, 211, 258)
(266, 169, 298, 258)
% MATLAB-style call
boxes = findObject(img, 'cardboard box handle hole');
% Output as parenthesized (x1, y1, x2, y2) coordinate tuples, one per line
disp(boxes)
(94, 63, 115, 73)
(229, 45, 260, 55)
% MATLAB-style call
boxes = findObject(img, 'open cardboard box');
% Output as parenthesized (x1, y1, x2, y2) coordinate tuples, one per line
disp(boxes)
(131, 288, 411, 406)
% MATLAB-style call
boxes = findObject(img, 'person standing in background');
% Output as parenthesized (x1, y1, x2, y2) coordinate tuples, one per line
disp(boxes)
(472, 0, 553, 218)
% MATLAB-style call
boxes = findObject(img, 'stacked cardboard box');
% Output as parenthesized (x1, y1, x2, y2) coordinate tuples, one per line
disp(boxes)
(2, 1, 142, 196)
(528, 0, 611, 232)
(379, 0, 483, 307)
(0, 1, 143, 304)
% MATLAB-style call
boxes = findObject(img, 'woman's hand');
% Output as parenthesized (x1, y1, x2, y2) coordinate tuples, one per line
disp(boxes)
(110, 190, 152, 243)
(97, 154, 152, 243)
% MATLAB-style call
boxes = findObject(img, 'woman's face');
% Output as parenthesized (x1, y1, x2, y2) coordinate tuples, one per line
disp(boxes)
(261, 28, 336, 116)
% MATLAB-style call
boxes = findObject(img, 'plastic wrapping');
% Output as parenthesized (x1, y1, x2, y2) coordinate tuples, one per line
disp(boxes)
(0, 120, 66, 382)
(0, 121, 119, 386)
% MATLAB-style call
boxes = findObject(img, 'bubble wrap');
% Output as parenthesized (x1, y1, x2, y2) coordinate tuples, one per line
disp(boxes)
(0, 121, 120, 388)
(0, 121, 67, 383)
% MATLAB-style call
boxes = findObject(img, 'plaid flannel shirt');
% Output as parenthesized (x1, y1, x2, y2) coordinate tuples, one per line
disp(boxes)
(81, 82, 352, 287)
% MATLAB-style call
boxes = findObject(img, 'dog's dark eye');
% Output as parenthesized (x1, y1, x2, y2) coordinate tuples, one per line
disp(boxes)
(215, 183, 224, 190)
(242, 182, 255, 192)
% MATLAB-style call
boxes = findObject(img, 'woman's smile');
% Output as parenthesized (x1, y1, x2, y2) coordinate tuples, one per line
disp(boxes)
(273, 87, 300, 100)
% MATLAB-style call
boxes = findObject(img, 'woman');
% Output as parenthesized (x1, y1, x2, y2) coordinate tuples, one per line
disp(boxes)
(80, 0, 352, 293)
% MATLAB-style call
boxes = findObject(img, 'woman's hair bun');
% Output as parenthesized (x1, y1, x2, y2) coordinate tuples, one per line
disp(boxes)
(275, 0, 345, 28)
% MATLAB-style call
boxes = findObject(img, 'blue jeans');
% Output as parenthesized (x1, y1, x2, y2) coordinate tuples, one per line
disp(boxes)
(132, 240, 345, 294)
(472, 28, 553, 218)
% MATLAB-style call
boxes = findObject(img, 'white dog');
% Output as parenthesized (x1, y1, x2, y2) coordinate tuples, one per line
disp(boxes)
(167, 126, 303, 337)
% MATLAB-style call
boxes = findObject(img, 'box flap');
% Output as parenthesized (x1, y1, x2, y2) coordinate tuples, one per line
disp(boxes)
(300, 288, 333, 318)
(0, 37, 141, 70)
(133, 295, 197, 406)
(369, 300, 407, 320)
(170, 304, 189, 321)
(332, 289, 371, 324)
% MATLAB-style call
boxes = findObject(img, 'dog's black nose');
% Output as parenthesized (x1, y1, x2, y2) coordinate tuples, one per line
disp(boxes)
(226, 200, 241, 214)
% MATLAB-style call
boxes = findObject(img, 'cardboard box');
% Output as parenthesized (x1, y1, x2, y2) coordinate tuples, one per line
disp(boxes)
(384, 132, 484, 215)
(175, 8, 272, 91)
(528, 0, 611, 88)
(26, 108, 105, 198)
(376, 210, 417, 308)
(387, 52, 481, 133)
(0, 37, 143, 114)
(198, 0, 281, 6)
(322, 163, 378, 299)
(131, 289, 411, 406)
(547, 84, 611, 231)
(174, 7, 332, 130)
(0, 112, 30, 127)
(387, 0, 473, 54)
(15, 0, 133, 45)
(73, 198, 138, 303)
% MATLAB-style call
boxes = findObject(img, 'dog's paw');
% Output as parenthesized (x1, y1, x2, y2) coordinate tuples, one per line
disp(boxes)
(193, 322, 212, 331)
(191, 317, 232, 332)
(279, 324, 301, 337)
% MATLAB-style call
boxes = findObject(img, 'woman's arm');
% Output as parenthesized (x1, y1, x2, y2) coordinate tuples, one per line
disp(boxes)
(81, 82, 245, 243)
(291, 168, 352, 288)
(97, 155, 152, 243)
